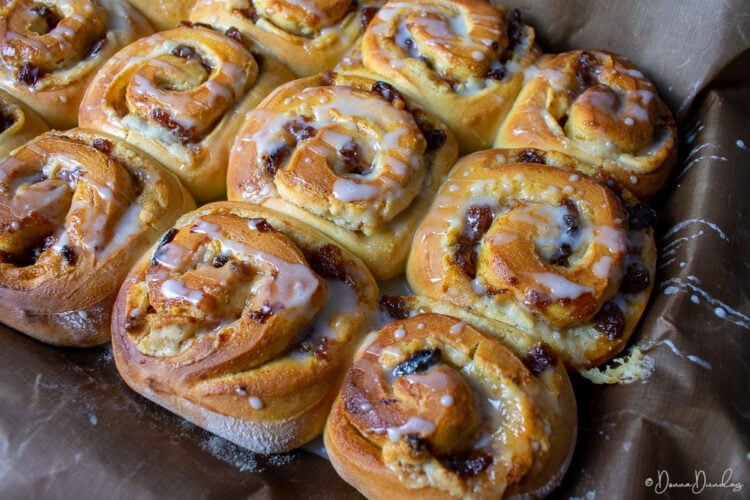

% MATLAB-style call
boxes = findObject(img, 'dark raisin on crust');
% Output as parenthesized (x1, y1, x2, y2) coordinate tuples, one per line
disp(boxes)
(438, 452, 493, 477)
(393, 348, 442, 378)
(549, 199, 580, 267)
(248, 300, 274, 323)
(60, 245, 77, 265)
(339, 140, 372, 175)
(305, 244, 356, 288)
(524, 342, 558, 374)
(516, 149, 545, 164)
(225, 26, 244, 45)
(371, 81, 405, 105)
(575, 51, 600, 91)
(212, 254, 230, 268)
(379, 295, 411, 320)
(263, 145, 291, 175)
(485, 65, 505, 81)
(149, 108, 198, 144)
(627, 203, 658, 230)
(150, 228, 179, 266)
(296, 333, 331, 361)
(0, 108, 15, 134)
(248, 217, 274, 232)
(237, 6, 260, 23)
(594, 301, 626, 339)
(92, 138, 113, 155)
(284, 118, 317, 142)
(360, 6, 380, 30)
(506, 9, 523, 51)
(86, 38, 108, 59)
(619, 261, 651, 294)
(18, 62, 42, 86)
(453, 205, 494, 279)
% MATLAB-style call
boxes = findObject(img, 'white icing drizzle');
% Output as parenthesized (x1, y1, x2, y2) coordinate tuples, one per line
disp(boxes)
(248, 396, 264, 410)
(530, 272, 594, 300)
(385, 416, 435, 442)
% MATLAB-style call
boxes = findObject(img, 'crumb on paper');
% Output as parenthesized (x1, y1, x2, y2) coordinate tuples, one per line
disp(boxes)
(579, 346, 654, 385)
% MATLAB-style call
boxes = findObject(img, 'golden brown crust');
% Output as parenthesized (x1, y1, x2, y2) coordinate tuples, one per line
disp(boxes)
(0, 0, 153, 129)
(189, 0, 386, 77)
(111, 201, 379, 453)
(0, 89, 48, 159)
(79, 24, 293, 203)
(125, 0, 196, 30)
(324, 313, 577, 499)
(406, 148, 657, 370)
(0, 128, 195, 346)
(494, 50, 678, 200)
(338, 0, 541, 154)
(226, 71, 458, 280)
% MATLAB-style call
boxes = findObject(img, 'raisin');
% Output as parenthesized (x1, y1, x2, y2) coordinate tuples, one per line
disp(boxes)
(507, 9, 523, 51)
(225, 26, 244, 45)
(0, 109, 14, 134)
(263, 146, 291, 175)
(393, 348, 442, 378)
(486, 66, 505, 81)
(238, 6, 259, 23)
(151, 228, 179, 266)
(465, 205, 494, 240)
(524, 343, 558, 374)
(212, 254, 230, 268)
(92, 138, 113, 155)
(379, 295, 410, 320)
(297, 334, 330, 361)
(439, 452, 493, 477)
(60, 245, 77, 265)
(594, 301, 626, 339)
(560, 198, 580, 235)
(549, 242, 573, 267)
(249, 301, 274, 323)
(150, 108, 196, 144)
(83, 38, 107, 59)
(627, 203, 657, 230)
(516, 149, 544, 164)
(124, 315, 144, 331)
(248, 218, 274, 232)
(171, 44, 199, 60)
(18, 62, 42, 86)
(453, 205, 494, 279)
(339, 141, 371, 175)
(526, 289, 552, 309)
(620, 261, 651, 294)
(453, 237, 478, 279)
(360, 6, 380, 30)
(405, 435, 431, 457)
(423, 128, 447, 152)
(305, 244, 355, 288)
(576, 51, 599, 91)
(31, 5, 60, 32)
(371, 81, 404, 104)
(284, 119, 316, 142)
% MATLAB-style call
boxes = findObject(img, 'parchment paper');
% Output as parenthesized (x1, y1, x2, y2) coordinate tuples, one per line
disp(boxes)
(2, 1, 749, 498)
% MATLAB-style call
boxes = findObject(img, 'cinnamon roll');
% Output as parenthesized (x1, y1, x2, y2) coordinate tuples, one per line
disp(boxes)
(0, 0, 152, 130)
(324, 313, 577, 499)
(338, 0, 541, 154)
(226, 72, 458, 280)
(188, 0, 385, 77)
(78, 23, 294, 203)
(495, 50, 678, 200)
(0, 128, 195, 347)
(111, 201, 379, 454)
(406, 148, 657, 369)
(0, 89, 48, 159)
(125, 0, 196, 30)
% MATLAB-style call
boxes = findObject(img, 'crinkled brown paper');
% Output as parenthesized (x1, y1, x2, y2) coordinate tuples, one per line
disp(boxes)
(2, 1, 749, 498)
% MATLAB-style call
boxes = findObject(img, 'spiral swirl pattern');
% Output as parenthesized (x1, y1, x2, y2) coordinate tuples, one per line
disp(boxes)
(495, 50, 678, 200)
(351, 0, 541, 153)
(0, 128, 194, 346)
(189, 0, 385, 77)
(79, 23, 293, 202)
(0, 0, 152, 129)
(111, 201, 379, 453)
(0, 88, 48, 159)
(227, 72, 457, 280)
(406, 149, 657, 369)
(324, 313, 577, 499)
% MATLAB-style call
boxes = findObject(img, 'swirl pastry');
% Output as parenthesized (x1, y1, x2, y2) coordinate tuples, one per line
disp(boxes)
(0, 128, 195, 347)
(78, 23, 294, 203)
(338, 0, 541, 154)
(125, 0, 196, 30)
(494, 50, 678, 201)
(0, 89, 48, 159)
(188, 0, 385, 77)
(226, 72, 458, 280)
(0, 0, 152, 130)
(406, 148, 657, 369)
(111, 201, 379, 454)
(324, 313, 577, 499)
